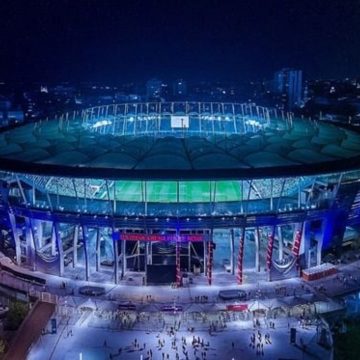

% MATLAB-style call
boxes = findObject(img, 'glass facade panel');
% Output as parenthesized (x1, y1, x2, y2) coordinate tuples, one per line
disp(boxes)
(115, 180, 142, 202)
(215, 181, 242, 202)
(179, 181, 211, 203)
(146, 181, 177, 202)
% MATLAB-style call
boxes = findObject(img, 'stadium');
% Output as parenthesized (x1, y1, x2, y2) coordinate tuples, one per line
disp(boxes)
(1, 101, 360, 287)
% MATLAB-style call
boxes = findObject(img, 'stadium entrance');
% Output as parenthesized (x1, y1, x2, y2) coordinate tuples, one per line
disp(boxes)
(1, 214, 331, 286)
(115, 232, 208, 285)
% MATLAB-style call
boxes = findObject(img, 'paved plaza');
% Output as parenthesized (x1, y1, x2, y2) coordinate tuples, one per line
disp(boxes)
(28, 312, 327, 360)
(4, 253, 360, 359)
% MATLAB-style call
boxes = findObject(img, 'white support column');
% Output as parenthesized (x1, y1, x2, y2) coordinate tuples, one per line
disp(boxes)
(277, 225, 283, 261)
(33, 219, 43, 250)
(203, 233, 208, 275)
(50, 223, 57, 256)
(73, 225, 79, 268)
(32, 183, 36, 206)
(96, 228, 101, 272)
(230, 229, 235, 275)
(121, 237, 126, 278)
(145, 240, 150, 285)
(255, 227, 260, 272)
(8, 213, 21, 265)
(308, 219, 325, 267)
(112, 228, 119, 284)
(81, 225, 90, 281)
(53, 222, 64, 277)
(148, 241, 153, 265)
(317, 220, 324, 266)
(298, 222, 307, 258)
(188, 241, 191, 273)
(25, 217, 36, 270)
(145, 241, 150, 265)
(136, 240, 140, 271)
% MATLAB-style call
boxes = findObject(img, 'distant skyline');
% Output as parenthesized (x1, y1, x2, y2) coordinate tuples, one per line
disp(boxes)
(0, 0, 359, 83)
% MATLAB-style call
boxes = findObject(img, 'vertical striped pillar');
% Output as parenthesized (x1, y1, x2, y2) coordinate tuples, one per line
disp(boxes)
(292, 229, 302, 257)
(237, 229, 245, 285)
(292, 226, 303, 273)
(207, 241, 213, 285)
(176, 239, 182, 287)
(266, 230, 275, 271)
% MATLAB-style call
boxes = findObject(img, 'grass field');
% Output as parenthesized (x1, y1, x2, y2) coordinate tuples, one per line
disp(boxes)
(114, 180, 242, 202)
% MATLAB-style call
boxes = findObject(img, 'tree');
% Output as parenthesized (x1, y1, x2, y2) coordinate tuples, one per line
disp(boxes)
(0, 338, 5, 354)
(4, 301, 28, 331)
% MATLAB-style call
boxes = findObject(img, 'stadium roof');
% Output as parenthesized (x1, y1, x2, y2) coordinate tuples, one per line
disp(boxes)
(1, 118, 360, 180)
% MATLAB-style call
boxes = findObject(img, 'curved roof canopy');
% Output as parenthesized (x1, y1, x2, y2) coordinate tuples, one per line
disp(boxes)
(1, 116, 360, 180)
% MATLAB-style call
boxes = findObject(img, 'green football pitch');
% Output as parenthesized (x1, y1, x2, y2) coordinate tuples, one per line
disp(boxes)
(114, 180, 242, 202)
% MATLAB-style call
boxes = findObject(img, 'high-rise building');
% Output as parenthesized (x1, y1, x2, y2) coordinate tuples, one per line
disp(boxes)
(173, 79, 187, 97)
(146, 78, 163, 99)
(273, 68, 303, 110)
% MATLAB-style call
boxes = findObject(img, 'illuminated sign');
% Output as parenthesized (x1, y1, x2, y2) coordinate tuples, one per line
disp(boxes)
(171, 115, 189, 128)
(116, 233, 204, 242)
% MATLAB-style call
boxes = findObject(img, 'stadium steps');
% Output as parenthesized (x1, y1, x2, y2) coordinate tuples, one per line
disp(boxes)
(19, 174, 49, 192)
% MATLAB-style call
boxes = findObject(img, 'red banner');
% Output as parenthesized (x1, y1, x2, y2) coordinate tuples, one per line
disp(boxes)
(226, 304, 248, 312)
(117, 233, 205, 242)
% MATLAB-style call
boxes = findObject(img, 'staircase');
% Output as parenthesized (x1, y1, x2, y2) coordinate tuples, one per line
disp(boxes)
(5, 300, 56, 360)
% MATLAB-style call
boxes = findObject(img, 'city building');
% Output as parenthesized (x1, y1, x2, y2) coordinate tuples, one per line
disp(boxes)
(0, 96, 24, 127)
(146, 78, 163, 99)
(173, 79, 187, 98)
(273, 68, 303, 110)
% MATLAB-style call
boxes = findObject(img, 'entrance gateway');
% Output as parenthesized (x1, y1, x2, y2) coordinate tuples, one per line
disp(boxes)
(114, 232, 211, 286)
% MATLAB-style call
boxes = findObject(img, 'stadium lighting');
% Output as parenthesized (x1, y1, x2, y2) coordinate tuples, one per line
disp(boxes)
(92, 119, 112, 128)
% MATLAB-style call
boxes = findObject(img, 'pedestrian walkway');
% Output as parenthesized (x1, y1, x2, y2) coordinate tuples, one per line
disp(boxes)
(5, 300, 55, 360)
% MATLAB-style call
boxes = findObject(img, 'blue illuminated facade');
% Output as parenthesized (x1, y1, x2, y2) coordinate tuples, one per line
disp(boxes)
(1, 102, 360, 285)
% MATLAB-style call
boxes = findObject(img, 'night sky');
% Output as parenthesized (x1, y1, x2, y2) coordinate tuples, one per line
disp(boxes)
(0, 0, 359, 83)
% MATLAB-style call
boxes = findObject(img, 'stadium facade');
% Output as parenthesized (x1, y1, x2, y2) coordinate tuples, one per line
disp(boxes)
(0, 102, 360, 285)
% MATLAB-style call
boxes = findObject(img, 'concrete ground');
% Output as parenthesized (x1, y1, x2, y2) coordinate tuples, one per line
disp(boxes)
(28, 314, 328, 360)
(3, 252, 357, 360)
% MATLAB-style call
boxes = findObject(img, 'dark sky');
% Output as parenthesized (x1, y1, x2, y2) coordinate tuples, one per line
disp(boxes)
(0, 0, 359, 83)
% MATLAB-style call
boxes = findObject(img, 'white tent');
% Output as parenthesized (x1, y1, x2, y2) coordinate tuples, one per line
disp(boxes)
(248, 300, 269, 312)
(80, 298, 97, 310)
(267, 298, 288, 310)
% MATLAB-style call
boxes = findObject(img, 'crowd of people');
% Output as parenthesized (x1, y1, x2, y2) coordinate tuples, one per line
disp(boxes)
(104, 326, 214, 360)
(249, 329, 272, 357)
